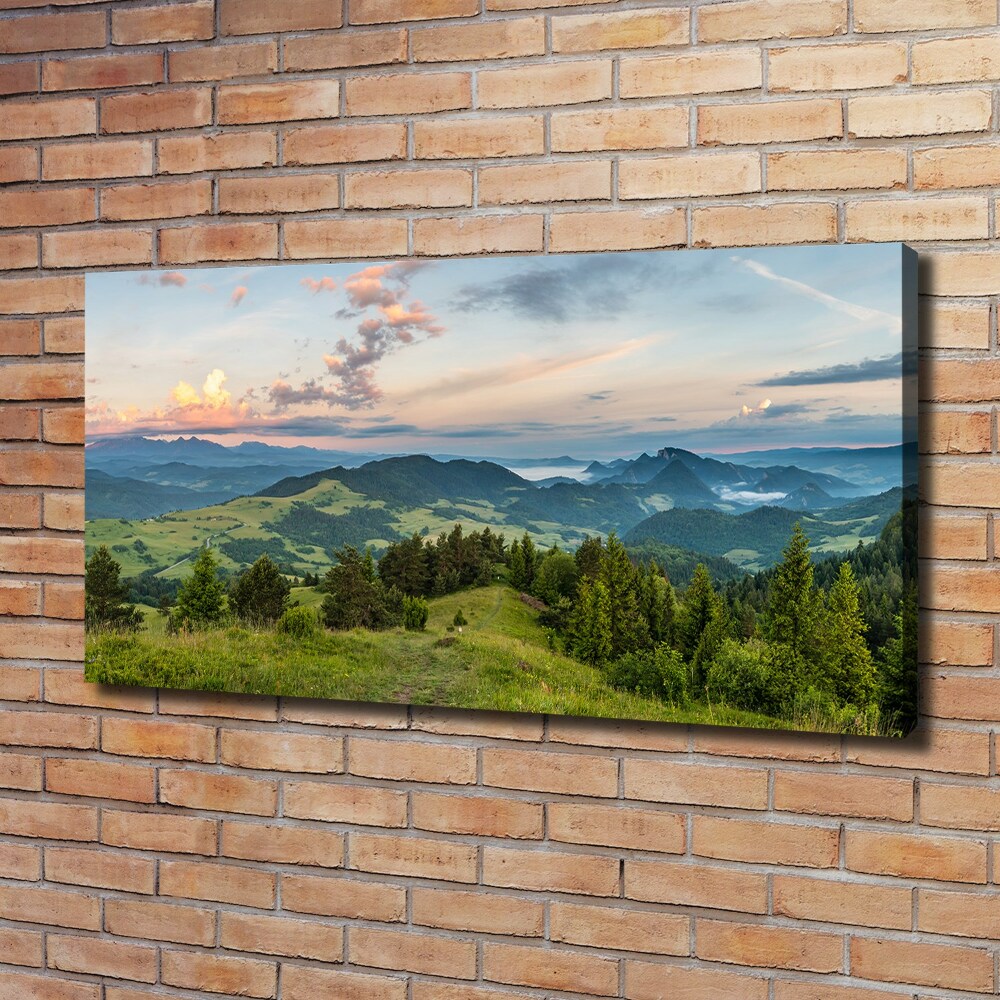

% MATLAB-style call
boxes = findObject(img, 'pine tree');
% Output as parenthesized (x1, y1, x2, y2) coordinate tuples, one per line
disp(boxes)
(570, 580, 612, 665)
(507, 539, 527, 591)
(519, 532, 538, 591)
(171, 546, 226, 630)
(763, 523, 823, 671)
(877, 583, 918, 733)
(641, 560, 675, 646)
(84, 545, 143, 631)
(826, 562, 875, 704)
(574, 535, 604, 581)
(676, 563, 719, 660)
(599, 533, 649, 658)
(228, 554, 290, 627)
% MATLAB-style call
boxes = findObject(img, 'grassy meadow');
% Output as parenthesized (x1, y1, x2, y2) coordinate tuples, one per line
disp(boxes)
(87, 581, 792, 729)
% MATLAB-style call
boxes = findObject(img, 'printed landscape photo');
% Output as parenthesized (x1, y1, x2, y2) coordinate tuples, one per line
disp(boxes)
(85, 244, 917, 736)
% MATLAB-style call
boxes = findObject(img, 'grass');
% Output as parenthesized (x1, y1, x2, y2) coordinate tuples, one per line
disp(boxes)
(88, 582, 803, 730)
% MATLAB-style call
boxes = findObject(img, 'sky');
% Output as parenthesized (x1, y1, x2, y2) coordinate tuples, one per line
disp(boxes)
(85, 244, 909, 461)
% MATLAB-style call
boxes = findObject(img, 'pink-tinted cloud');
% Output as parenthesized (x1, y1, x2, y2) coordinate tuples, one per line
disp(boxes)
(137, 271, 188, 288)
(230, 285, 248, 307)
(301, 276, 337, 294)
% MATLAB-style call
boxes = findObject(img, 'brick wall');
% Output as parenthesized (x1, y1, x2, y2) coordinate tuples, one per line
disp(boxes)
(0, 0, 998, 996)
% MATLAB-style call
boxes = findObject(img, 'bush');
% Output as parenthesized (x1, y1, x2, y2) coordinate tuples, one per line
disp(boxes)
(402, 595, 429, 631)
(705, 638, 789, 715)
(606, 646, 688, 704)
(453, 609, 467, 627)
(276, 606, 317, 639)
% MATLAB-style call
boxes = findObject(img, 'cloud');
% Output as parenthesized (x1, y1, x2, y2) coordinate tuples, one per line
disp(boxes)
(301, 277, 337, 295)
(87, 368, 253, 437)
(268, 378, 346, 409)
(757, 353, 902, 387)
(408, 337, 657, 403)
(137, 271, 188, 288)
(230, 286, 248, 307)
(451, 254, 659, 323)
(740, 398, 772, 417)
(735, 258, 902, 334)
(587, 390, 615, 401)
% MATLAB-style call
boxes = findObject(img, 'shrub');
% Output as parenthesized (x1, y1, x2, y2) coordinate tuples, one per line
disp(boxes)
(706, 638, 789, 715)
(402, 595, 429, 631)
(453, 609, 467, 627)
(276, 606, 317, 639)
(606, 646, 687, 704)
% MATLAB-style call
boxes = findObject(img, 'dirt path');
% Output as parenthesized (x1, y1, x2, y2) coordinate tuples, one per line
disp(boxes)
(470, 585, 505, 632)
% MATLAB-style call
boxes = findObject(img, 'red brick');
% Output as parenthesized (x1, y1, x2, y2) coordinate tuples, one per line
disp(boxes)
(0, 841, 40, 879)
(552, 105, 688, 152)
(170, 41, 278, 82)
(105, 898, 215, 947)
(0, 579, 41, 615)
(45, 667, 154, 712)
(101, 179, 212, 221)
(284, 122, 406, 165)
(550, 901, 689, 955)
(220, 0, 343, 35)
(101, 718, 216, 762)
(0, 187, 94, 227)
(284, 780, 407, 827)
(773, 874, 912, 930)
(46, 758, 154, 803)
(44, 140, 153, 182)
(483, 845, 618, 895)
(773, 770, 914, 821)
(282, 873, 405, 922)
(414, 115, 543, 159)
(346, 72, 471, 116)
(158, 689, 277, 720)
(44, 846, 155, 895)
(0, 407, 38, 440)
(412, 791, 543, 839)
(159, 222, 279, 263)
(483, 942, 618, 996)
(0, 276, 84, 314)
(159, 859, 275, 907)
(161, 951, 277, 998)
(554, 9, 688, 51)
(0, 97, 95, 141)
(699, 0, 847, 41)
(412, 886, 544, 937)
(285, 30, 406, 71)
(0, 884, 99, 930)
(351, 926, 476, 979)
(0, 234, 38, 271)
(626, 858, 768, 913)
(45, 316, 84, 354)
(0, 708, 95, 749)
(101, 88, 212, 134)
(0, 752, 42, 790)
(158, 131, 277, 174)
(284, 217, 408, 259)
(0, 972, 96, 1000)
(0, 494, 42, 529)
(851, 937, 992, 993)
(221, 912, 343, 962)
(694, 815, 840, 868)
(0, 147, 38, 184)
(0, 321, 40, 356)
(479, 60, 611, 108)
(222, 820, 345, 867)
(413, 215, 544, 256)
(41, 408, 82, 443)
(159, 768, 278, 816)
(626, 759, 768, 808)
(846, 828, 987, 883)
(282, 966, 405, 1000)
(218, 79, 340, 125)
(626, 962, 769, 1000)
(349, 736, 477, 783)
(482, 746, 618, 796)
(352, 832, 478, 883)
(43, 53, 163, 92)
(696, 919, 842, 973)
(112, 1, 215, 44)
(413, 17, 544, 61)
(0, 10, 106, 54)
(101, 809, 217, 855)
(0, 448, 82, 486)
(0, 60, 37, 96)
(919, 888, 1000, 939)
(221, 729, 343, 772)
(351, 0, 478, 23)
(43, 229, 152, 269)
(0, 798, 96, 841)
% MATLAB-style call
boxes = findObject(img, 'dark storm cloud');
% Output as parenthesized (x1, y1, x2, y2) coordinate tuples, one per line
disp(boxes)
(450, 254, 661, 323)
(758, 353, 902, 387)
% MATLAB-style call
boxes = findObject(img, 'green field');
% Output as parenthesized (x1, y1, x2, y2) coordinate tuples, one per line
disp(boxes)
(86, 476, 600, 581)
(87, 582, 791, 729)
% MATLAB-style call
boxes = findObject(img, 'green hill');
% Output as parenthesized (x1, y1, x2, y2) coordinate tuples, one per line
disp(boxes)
(85, 582, 787, 729)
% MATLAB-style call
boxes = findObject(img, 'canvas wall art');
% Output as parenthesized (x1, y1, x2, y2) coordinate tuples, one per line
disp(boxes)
(84, 244, 917, 736)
